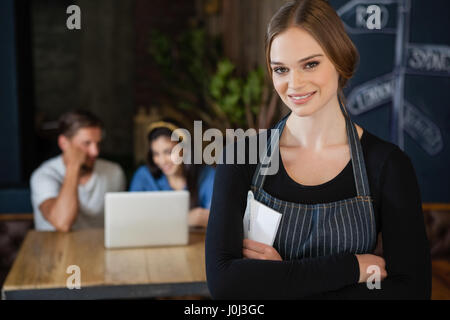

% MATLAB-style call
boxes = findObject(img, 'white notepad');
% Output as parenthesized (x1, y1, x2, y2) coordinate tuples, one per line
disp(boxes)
(243, 190, 282, 246)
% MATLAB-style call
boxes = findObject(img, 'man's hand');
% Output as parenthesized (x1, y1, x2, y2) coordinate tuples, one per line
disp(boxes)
(63, 142, 87, 170)
(242, 239, 283, 261)
(40, 139, 85, 232)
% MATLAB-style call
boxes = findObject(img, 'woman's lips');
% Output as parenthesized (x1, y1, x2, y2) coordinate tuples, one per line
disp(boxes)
(288, 91, 316, 104)
(161, 165, 173, 172)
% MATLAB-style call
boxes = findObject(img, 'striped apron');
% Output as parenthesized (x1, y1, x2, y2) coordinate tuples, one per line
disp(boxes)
(250, 102, 377, 260)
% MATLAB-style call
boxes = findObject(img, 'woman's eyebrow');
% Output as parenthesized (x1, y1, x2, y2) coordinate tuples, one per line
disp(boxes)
(270, 54, 323, 65)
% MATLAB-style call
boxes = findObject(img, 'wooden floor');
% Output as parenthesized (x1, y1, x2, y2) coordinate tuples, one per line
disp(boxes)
(432, 259, 450, 300)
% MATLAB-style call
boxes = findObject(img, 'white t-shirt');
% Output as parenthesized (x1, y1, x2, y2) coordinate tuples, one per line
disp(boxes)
(30, 155, 126, 231)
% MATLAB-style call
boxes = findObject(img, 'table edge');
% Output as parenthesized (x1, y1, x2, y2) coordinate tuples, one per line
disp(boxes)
(2, 281, 210, 300)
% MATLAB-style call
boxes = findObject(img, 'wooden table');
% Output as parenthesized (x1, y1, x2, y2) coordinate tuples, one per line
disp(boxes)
(1, 229, 209, 300)
(431, 259, 450, 300)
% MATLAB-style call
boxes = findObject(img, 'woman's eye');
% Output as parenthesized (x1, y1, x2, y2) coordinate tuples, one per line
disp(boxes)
(273, 67, 288, 74)
(305, 61, 319, 69)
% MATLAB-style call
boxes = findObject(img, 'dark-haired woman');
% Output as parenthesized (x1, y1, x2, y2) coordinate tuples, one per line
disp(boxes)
(205, 0, 431, 299)
(129, 121, 215, 228)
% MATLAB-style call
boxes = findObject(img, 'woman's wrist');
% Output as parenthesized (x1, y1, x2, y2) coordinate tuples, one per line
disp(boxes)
(355, 254, 387, 283)
(354, 254, 364, 283)
(188, 207, 209, 227)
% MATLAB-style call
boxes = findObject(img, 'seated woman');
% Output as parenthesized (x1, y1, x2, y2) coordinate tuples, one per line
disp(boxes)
(129, 120, 215, 228)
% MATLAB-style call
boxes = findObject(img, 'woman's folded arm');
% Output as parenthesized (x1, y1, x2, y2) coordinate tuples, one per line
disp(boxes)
(303, 148, 432, 299)
(205, 147, 362, 299)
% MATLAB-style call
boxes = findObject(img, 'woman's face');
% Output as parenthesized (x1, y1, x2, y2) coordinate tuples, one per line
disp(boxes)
(270, 27, 340, 118)
(151, 136, 181, 177)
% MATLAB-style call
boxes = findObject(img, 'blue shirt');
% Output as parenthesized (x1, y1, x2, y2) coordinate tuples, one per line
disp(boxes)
(129, 165, 216, 209)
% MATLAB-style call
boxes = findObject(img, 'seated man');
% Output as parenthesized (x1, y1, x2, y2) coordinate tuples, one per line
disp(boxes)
(30, 110, 126, 231)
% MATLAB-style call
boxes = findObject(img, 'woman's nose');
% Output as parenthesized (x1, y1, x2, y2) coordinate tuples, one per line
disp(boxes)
(289, 70, 305, 89)
(163, 154, 173, 165)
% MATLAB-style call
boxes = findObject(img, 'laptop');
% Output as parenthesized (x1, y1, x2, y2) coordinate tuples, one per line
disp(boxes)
(104, 191, 189, 249)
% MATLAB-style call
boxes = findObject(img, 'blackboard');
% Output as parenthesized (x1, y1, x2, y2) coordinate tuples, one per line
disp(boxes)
(330, 0, 450, 203)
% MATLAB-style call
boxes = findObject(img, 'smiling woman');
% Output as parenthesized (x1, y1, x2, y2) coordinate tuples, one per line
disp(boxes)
(128, 119, 216, 228)
(270, 28, 340, 119)
(206, 0, 431, 300)
(265, 0, 358, 106)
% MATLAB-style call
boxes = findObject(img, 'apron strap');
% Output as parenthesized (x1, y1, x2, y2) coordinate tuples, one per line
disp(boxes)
(340, 99, 371, 197)
(251, 115, 286, 188)
(252, 99, 371, 197)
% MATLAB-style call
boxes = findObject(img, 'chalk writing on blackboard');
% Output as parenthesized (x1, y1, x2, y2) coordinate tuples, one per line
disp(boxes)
(403, 101, 443, 156)
(347, 73, 394, 115)
(337, 0, 448, 156)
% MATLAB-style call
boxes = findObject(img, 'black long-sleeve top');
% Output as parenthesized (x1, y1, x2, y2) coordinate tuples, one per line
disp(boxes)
(205, 128, 432, 299)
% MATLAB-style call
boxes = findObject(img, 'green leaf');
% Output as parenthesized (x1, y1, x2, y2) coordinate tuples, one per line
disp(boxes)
(217, 59, 235, 78)
(210, 75, 224, 99)
(227, 78, 242, 95)
(148, 30, 172, 70)
(177, 101, 193, 110)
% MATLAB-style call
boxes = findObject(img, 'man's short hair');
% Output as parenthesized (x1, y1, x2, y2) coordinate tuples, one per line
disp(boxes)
(58, 109, 103, 138)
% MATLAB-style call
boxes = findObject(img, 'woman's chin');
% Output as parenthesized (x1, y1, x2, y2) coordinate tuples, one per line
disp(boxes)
(286, 100, 325, 118)
(162, 167, 176, 176)
(288, 105, 315, 117)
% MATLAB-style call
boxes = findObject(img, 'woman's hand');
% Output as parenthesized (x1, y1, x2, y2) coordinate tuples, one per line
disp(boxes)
(188, 207, 209, 228)
(242, 239, 283, 261)
(355, 254, 388, 283)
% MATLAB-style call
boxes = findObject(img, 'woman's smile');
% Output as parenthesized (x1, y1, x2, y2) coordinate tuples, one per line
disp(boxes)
(288, 91, 317, 104)
(161, 164, 174, 173)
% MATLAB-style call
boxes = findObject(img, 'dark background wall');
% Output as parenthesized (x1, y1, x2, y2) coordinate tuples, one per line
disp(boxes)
(0, 0, 21, 187)
(0, 0, 34, 212)
(31, 0, 135, 164)
(27, 0, 199, 180)
(0, 0, 137, 211)
(135, 0, 196, 108)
